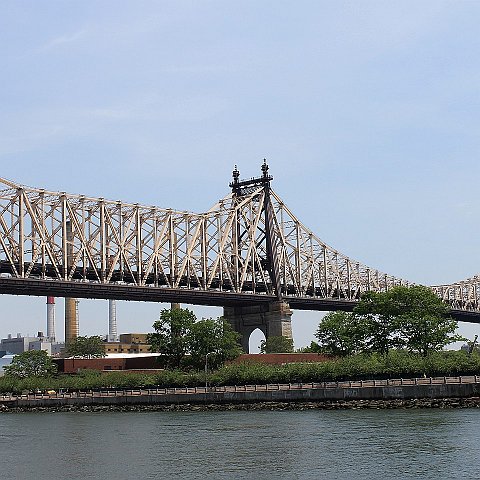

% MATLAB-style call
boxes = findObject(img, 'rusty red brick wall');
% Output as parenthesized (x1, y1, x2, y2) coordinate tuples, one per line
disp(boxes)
(55, 358, 127, 373)
(54, 353, 330, 373)
(124, 356, 161, 370)
(54, 356, 162, 373)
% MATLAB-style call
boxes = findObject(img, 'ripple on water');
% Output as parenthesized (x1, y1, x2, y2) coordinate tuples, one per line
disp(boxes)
(0, 409, 479, 480)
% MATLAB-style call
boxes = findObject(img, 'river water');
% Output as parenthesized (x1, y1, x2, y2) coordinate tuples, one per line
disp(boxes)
(0, 408, 478, 479)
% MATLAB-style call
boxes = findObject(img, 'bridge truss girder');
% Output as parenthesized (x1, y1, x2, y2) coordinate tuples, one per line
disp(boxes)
(0, 172, 478, 317)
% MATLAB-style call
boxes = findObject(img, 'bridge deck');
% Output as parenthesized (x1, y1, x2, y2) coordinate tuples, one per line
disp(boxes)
(0, 276, 477, 323)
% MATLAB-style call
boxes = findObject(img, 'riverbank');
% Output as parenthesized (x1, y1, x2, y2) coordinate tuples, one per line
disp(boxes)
(2, 376, 480, 412)
(2, 397, 480, 412)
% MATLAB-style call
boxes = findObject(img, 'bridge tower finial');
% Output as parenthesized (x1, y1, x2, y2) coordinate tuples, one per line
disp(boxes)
(232, 165, 240, 183)
(231, 165, 241, 195)
(261, 159, 269, 178)
(229, 160, 272, 195)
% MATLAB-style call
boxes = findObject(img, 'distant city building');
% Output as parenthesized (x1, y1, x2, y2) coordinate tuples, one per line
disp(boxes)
(103, 342, 151, 355)
(1, 332, 152, 357)
(28, 339, 64, 356)
(29, 340, 54, 355)
(119, 333, 148, 344)
(0, 332, 64, 356)
(0, 353, 14, 376)
(1, 334, 40, 355)
(102, 333, 151, 355)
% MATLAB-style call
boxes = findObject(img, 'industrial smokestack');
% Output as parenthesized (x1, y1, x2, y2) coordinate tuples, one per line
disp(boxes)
(46, 296, 55, 341)
(64, 220, 78, 345)
(65, 298, 77, 344)
(108, 299, 118, 342)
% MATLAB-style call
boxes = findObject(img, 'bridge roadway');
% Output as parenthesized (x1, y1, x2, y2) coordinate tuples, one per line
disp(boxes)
(0, 276, 478, 324)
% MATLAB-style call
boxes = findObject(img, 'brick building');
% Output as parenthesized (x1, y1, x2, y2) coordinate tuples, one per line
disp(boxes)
(102, 333, 151, 355)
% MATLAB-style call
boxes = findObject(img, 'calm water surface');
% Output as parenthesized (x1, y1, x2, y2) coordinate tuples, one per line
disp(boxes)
(1, 409, 478, 479)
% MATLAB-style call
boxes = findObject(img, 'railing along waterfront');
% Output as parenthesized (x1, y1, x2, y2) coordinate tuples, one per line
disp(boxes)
(1, 375, 479, 402)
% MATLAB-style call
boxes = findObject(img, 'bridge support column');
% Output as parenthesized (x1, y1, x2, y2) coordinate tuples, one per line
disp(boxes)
(223, 301, 293, 353)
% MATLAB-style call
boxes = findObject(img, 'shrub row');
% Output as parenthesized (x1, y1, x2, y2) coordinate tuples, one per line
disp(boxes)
(1, 350, 479, 394)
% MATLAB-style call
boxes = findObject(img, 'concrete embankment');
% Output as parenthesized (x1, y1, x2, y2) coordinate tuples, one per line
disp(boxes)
(2, 377, 480, 412)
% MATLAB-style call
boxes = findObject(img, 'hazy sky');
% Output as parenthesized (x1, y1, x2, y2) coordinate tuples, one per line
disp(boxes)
(1, 1, 480, 350)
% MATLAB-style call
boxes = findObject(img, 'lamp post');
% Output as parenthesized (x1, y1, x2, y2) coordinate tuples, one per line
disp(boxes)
(204, 352, 213, 391)
(469, 335, 478, 354)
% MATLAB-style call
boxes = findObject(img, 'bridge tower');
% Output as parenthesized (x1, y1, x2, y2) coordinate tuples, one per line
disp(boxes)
(223, 161, 293, 352)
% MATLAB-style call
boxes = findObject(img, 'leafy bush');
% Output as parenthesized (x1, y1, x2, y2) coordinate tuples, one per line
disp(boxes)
(1, 350, 479, 393)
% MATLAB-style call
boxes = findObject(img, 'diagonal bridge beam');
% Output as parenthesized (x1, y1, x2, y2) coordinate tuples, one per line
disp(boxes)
(0, 165, 479, 325)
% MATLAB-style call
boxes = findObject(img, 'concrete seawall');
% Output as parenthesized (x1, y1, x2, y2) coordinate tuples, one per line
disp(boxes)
(2, 378, 480, 410)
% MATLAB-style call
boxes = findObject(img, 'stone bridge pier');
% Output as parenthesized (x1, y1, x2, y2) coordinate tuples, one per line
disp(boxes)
(223, 301, 293, 353)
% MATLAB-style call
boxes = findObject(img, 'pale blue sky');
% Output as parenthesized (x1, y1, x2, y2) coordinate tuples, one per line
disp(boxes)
(1, 1, 480, 349)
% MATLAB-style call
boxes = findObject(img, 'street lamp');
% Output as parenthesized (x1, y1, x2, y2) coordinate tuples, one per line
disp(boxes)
(205, 351, 213, 390)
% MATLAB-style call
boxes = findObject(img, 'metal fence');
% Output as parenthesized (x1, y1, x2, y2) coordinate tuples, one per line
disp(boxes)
(1, 375, 479, 402)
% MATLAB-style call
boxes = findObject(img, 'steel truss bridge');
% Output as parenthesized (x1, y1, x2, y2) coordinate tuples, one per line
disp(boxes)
(0, 162, 479, 323)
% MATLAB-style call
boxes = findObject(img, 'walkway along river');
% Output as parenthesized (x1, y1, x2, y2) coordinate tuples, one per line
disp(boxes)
(2, 376, 480, 411)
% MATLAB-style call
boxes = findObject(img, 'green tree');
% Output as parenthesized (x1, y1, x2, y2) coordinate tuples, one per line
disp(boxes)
(391, 286, 463, 356)
(315, 311, 367, 356)
(147, 307, 196, 369)
(296, 341, 322, 353)
(65, 336, 106, 358)
(353, 291, 403, 355)
(187, 318, 242, 370)
(4, 350, 57, 378)
(259, 336, 294, 353)
(355, 285, 463, 356)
